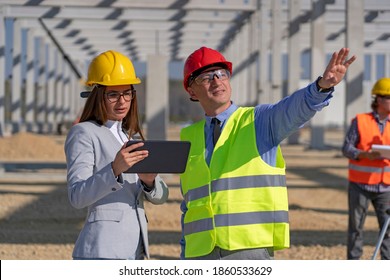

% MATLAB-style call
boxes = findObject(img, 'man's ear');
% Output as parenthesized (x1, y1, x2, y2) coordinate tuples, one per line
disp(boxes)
(187, 87, 199, 101)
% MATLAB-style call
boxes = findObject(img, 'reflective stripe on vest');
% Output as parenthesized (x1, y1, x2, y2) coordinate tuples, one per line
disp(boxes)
(184, 174, 286, 203)
(349, 163, 384, 173)
(184, 211, 289, 236)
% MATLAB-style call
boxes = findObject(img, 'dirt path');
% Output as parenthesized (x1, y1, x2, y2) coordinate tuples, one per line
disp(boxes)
(0, 128, 381, 260)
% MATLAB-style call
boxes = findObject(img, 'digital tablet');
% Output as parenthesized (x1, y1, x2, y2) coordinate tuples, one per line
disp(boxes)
(124, 140, 191, 173)
(371, 144, 390, 159)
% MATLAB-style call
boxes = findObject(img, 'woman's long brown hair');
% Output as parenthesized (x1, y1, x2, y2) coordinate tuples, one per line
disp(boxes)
(78, 85, 145, 140)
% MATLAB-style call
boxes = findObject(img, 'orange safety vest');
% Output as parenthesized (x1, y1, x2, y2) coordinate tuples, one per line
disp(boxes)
(348, 113, 390, 184)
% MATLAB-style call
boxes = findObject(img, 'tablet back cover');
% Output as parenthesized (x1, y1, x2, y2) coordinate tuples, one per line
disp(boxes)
(124, 140, 191, 173)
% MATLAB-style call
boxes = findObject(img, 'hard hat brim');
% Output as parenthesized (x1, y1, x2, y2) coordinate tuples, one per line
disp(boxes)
(85, 77, 141, 87)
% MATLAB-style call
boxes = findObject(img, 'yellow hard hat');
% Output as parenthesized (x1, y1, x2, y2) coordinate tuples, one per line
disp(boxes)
(371, 78, 390, 96)
(86, 50, 141, 86)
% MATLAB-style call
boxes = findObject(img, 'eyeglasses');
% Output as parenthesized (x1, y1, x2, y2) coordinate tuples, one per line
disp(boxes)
(105, 89, 136, 103)
(191, 69, 231, 86)
(378, 95, 390, 100)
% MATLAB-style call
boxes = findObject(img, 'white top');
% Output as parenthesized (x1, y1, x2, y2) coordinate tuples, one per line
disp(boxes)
(105, 120, 129, 144)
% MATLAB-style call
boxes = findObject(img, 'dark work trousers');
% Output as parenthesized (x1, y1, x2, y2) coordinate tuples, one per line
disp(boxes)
(347, 183, 390, 260)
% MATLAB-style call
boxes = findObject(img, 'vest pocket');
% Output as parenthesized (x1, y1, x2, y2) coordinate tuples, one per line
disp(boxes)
(87, 208, 124, 223)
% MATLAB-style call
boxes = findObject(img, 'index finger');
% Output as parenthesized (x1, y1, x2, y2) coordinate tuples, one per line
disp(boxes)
(124, 141, 145, 153)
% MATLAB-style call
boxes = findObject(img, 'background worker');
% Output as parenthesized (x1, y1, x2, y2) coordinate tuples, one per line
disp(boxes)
(342, 77, 390, 260)
(64, 50, 169, 260)
(179, 46, 356, 260)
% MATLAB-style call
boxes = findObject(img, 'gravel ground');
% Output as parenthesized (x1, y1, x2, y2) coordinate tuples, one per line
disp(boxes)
(0, 128, 382, 260)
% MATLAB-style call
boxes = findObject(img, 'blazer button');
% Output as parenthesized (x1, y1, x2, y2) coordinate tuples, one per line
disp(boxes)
(111, 188, 116, 191)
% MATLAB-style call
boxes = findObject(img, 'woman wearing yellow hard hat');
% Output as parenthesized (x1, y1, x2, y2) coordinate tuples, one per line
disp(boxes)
(64, 50, 169, 260)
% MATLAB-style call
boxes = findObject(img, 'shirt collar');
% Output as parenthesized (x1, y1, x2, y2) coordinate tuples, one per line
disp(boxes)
(104, 120, 124, 135)
(373, 111, 390, 123)
(105, 119, 122, 128)
(205, 102, 238, 128)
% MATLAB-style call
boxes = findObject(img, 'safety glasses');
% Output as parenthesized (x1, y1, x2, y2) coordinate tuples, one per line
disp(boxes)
(192, 69, 231, 86)
(378, 95, 390, 100)
(105, 89, 136, 103)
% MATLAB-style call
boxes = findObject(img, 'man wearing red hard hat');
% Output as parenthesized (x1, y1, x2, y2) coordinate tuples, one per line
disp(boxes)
(179, 46, 356, 260)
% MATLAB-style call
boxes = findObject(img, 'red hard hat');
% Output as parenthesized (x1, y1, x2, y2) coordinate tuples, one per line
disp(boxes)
(183, 46, 233, 91)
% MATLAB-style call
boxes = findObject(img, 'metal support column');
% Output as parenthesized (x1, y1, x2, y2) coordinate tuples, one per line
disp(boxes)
(248, 11, 258, 105)
(47, 44, 56, 133)
(24, 26, 35, 132)
(345, 0, 364, 131)
(257, 0, 270, 104)
(55, 52, 65, 134)
(287, 0, 301, 144)
(310, 0, 326, 149)
(271, 0, 282, 104)
(11, 18, 22, 133)
(241, 22, 250, 105)
(63, 64, 71, 125)
(36, 36, 46, 133)
(146, 54, 168, 140)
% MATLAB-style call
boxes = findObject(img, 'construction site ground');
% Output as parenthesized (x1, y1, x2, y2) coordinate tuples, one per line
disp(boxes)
(0, 126, 382, 260)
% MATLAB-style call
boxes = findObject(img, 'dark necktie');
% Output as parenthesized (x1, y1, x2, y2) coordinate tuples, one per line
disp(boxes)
(212, 118, 221, 145)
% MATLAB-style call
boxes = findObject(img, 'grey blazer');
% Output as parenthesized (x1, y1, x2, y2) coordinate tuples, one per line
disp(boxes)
(64, 121, 169, 259)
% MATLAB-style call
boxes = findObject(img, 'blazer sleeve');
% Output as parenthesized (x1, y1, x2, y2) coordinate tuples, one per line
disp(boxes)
(142, 175, 169, 205)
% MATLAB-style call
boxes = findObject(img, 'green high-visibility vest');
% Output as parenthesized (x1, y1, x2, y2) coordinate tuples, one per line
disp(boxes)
(180, 107, 290, 258)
